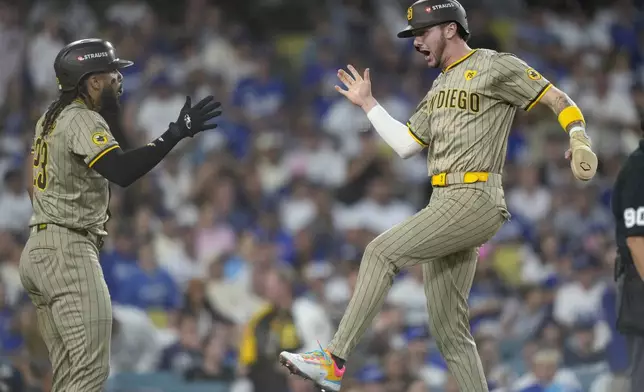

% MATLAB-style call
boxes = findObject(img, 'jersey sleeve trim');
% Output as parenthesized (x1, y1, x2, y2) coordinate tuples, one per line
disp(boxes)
(525, 83, 553, 111)
(406, 122, 428, 147)
(88, 145, 120, 168)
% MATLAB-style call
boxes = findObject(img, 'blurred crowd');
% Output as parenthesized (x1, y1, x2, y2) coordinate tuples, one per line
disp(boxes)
(0, 0, 644, 391)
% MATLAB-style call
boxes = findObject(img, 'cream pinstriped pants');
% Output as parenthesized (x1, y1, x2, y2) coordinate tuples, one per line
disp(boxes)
(327, 184, 508, 392)
(19, 225, 111, 392)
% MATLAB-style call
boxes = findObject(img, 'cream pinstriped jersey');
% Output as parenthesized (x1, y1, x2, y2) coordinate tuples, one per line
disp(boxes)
(30, 100, 119, 235)
(407, 49, 552, 177)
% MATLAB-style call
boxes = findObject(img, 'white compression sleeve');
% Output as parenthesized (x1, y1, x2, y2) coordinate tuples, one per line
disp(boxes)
(366, 105, 424, 158)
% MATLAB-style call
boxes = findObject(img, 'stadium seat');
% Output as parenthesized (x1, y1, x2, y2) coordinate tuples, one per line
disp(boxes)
(106, 372, 232, 392)
(178, 382, 231, 392)
(107, 372, 183, 392)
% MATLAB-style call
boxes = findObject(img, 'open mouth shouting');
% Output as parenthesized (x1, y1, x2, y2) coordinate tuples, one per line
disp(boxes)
(416, 47, 433, 65)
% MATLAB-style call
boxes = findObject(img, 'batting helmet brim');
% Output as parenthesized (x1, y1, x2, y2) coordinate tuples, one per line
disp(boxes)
(112, 59, 134, 69)
(397, 23, 438, 38)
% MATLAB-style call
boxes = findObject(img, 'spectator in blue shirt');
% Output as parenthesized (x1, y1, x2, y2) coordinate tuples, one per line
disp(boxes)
(469, 264, 505, 335)
(117, 239, 181, 327)
(0, 283, 21, 354)
(232, 55, 286, 121)
(355, 364, 386, 392)
(562, 318, 606, 367)
(100, 226, 139, 300)
(600, 284, 630, 374)
(514, 349, 581, 392)
(159, 313, 203, 375)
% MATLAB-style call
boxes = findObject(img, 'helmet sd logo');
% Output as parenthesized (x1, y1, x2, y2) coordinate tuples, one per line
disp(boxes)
(526, 68, 542, 81)
(91, 131, 109, 146)
(407, 7, 413, 20)
(464, 70, 478, 80)
(184, 114, 192, 130)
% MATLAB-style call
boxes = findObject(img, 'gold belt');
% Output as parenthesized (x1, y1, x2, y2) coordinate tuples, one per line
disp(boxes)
(431, 171, 494, 187)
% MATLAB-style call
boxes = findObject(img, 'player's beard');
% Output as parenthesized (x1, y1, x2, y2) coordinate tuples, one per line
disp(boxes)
(430, 34, 447, 68)
(98, 85, 120, 115)
(98, 85, 130, 148)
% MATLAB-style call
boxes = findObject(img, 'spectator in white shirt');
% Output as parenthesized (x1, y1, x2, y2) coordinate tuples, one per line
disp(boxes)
(136, 75, 185, 140)
(521, 233, 559, 285)
(285, 130, 347, 188)
(387, 265, 427, 326)
(545, 12, 611, 53)
(0, 4, 26, 110)
(349, 177, 415, 234)
(578, 72, 639, 155)
(501, 284, 549, 342)
(255, 132, 290, 196)
(110, 305, 161, 376)
(280, 179, 317, 234)
(158, 153, 194, 213)
(264, 267, 333, 352)
(508, 164, 552, 224)
(27, 15, 64, 101)
(206, 253, 264, 325)
(0, 169, 32, 233)
(105, 0, 152, 27)
(553, 256, 606, 328)
(553, 191, 612, 241)
(28, 0, 98, 38)
(0, 233, 23, 306)
(153, 217, 201, 290)
(322, 98, 371, 157)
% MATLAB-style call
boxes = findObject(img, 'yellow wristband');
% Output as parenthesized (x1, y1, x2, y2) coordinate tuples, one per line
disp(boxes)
(558, 106, 585, 132)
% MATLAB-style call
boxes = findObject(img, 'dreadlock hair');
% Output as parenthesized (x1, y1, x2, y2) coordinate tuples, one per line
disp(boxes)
(40, 77, 92, 138)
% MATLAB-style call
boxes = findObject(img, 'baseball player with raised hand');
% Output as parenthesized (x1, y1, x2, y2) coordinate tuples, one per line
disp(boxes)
(279, 1, 597, 391)
(20, 39, 222, 392)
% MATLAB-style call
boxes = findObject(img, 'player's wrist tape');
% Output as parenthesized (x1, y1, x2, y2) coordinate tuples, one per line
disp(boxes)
(570, 126, 591, 149)
(568, 125, 586, 138)
(558, 106, 585, 132)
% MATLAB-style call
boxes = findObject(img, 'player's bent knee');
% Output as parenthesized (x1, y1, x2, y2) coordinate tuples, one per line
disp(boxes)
(362, 238, 399, 273)
(363, 238, 384, 260)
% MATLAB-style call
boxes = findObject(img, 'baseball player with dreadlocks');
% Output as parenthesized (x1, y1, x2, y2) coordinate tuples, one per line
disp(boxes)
(19, 39, 222, 392)
(279, 1, 597, 391)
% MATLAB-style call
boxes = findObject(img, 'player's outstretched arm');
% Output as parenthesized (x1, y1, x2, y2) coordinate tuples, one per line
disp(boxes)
(539, 86, 597, 181)
(92, 96, 221, 187)
(335, 65, 423, 159)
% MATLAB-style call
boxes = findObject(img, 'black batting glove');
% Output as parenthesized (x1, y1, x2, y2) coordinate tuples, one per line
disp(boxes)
(169, 96, 222, 139)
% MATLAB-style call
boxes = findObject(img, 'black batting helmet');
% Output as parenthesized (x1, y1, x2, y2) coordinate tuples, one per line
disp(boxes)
(397, 0, 470, 40)
(54, 39, 133, 92)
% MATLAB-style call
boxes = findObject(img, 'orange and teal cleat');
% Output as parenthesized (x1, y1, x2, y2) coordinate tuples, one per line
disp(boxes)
(279, 343, 345, 392)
